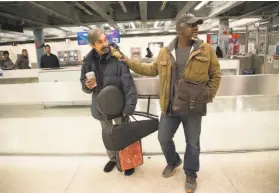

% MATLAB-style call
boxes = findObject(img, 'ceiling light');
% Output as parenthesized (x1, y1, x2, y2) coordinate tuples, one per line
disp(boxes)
(259, 21, 269, 25)
(130, 22, 136, 29)
(194, 1, 208, 11)
(60, 27, 69, 31)
(80, 26, 89, 31)
(154, 21, 159, 28)
(230, 18, 261, 28)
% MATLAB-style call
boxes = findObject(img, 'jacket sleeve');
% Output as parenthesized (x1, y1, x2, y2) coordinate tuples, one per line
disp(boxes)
(8, 60, 15, 70)
(15, 57, 21, 69)
(40, 56, 44, 68)
(208, 47, 221, 100)
(111, 46, 160, 77)
(80, 61, 95, 94)
(119, 61, 138, 116)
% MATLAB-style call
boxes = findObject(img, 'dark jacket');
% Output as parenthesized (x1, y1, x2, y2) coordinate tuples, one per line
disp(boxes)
(40, 53, 60, 68)
(0, 59, 16, 70)
(80, 49, 137, 121)
(15, 55, 30, 69)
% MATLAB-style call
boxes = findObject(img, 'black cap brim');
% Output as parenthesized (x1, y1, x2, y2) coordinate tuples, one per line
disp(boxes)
(188, 18, 204, 25)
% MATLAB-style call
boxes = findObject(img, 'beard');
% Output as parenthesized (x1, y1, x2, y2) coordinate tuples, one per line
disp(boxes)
(101, 46, 109, 53)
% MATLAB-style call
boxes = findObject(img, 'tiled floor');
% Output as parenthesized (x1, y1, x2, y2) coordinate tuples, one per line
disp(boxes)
(0, 151, 278, 193)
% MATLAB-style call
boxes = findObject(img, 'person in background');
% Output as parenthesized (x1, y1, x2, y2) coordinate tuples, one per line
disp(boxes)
(216, 46, 223, 58)
(40, 45, 60, 68)
(112, 15, 221, 193)
(145, 47, 153, 58)
(80, 29, 137, 176)
(15, 49, 30, 69)
(0, 51, 16, 70)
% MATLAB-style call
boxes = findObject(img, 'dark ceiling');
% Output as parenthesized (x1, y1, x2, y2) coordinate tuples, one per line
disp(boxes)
(0, 1, 278, 29)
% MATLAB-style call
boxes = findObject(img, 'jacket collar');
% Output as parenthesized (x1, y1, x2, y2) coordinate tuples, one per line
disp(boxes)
(84, 49, 112, 63)
(93, 49, 112, 61)
(167, 36, 204, 53)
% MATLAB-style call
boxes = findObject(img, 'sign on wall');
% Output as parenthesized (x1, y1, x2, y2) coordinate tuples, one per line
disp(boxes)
(77, 30, 120, 45)
(77, 32, 88, 45)
(228, 34, 240, 55)
(130, 47, 141, 59)
(207, 34, 218, 51)
(106, 30, 120, 44)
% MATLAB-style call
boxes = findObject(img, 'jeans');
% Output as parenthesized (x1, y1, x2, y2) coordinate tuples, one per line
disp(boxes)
(158, 112, 202, 177)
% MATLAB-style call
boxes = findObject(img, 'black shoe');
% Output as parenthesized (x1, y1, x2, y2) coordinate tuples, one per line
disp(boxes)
(103, 161, 116, 173)
(162, 157, 182, 178)
(124, 168, 135, 176)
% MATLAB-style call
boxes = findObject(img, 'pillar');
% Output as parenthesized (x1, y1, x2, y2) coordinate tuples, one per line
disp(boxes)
(245, 25, 249, 54)
(33, 29, 45, 68)
(218, 19, 229, 56)
(256, 27, 260, 54)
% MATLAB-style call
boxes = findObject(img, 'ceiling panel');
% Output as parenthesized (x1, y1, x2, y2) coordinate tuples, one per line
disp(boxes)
(0, 1, 276, 42)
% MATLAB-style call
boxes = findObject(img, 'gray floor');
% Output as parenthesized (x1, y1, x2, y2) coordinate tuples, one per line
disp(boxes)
(0, 151, 278, 193)
(0, 95, 278, 192)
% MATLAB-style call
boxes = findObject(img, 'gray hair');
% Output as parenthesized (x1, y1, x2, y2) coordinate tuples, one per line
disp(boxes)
(87, 28, 104, 45)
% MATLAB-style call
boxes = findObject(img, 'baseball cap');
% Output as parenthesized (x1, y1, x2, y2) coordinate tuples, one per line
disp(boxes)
(176, 15, 204, 30)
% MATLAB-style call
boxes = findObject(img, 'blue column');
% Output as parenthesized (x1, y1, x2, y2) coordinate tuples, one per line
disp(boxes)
(33, 29, 45, 68)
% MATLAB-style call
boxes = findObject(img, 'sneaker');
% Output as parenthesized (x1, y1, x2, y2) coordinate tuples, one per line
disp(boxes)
(185, 175, 197, 193)
(124, 168, 135, 176)
(162, 157, 182, 178)
(103, 161, 116, 173)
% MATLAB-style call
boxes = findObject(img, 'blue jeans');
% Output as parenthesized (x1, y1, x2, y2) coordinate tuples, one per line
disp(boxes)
(158, 112, 202, 177)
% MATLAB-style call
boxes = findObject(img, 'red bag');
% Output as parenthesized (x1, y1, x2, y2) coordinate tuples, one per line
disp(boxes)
(116, 140, 143, 172)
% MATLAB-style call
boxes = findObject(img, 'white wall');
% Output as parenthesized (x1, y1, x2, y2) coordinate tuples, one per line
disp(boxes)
(0, 34, 207, 64)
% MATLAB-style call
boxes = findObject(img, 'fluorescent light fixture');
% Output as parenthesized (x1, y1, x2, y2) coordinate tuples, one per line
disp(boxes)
(230, 18, 261, 28)
(210, 28, 219, 31)
(130, 22, 136, 29)
(23, 30, 34, 36)
(154, 21, 159, 28)
(165, 21, 172, 25)
(199, 19, 219, 31)
(80, 26, 89, 31)
(260, 21, 269, 25)
(60, 27, 69, 31)
(89, 25, 97, 29)
(194, 1, 208, 10)
(210, 27, 246, 31)
(43, 28, 65, 36)
(103, 23, 114, 30)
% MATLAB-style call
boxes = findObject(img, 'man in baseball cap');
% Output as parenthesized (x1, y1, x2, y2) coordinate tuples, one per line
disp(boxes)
(113, 14, 221, 193)
(175, 15, 204, 40)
